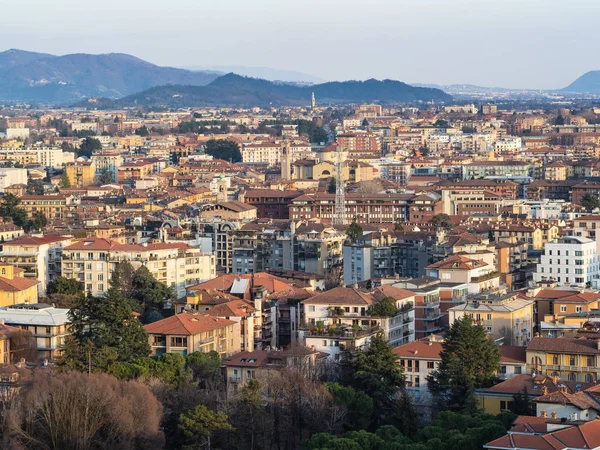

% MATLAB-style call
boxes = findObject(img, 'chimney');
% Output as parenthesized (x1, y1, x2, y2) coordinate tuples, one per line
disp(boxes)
(353, 282, 358, 289)
(541, 410, 547, 418)
(542, 386, 548, 395)
(551, 411, 557, 419)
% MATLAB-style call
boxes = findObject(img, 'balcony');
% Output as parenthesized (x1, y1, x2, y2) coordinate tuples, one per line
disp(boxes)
(471, 271, 500, 283)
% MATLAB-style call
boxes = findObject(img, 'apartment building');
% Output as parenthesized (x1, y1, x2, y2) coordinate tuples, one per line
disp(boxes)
(242, 141, 282, 167)
(90, 153, 123, 182)
(0, 264, 39, 307)
(426, 254, 500, 294)
(440, 189, 503, 217)
(533, 236, 600, 289)
(392, 277, 443, 339)
(448, 292, 534, 346)
(463, 160, 531, 179)
(61, 238, 215, 297)
(0, 146, 74, 168)
(65, 161, 96, 187)
(19, 195, 75, 220)
(144, 311, 241, 357)
(0, 234, 74, 296)
(301, 286, 415, 360)
(527, 336, 600, 383)
(0, 303, 71, 362)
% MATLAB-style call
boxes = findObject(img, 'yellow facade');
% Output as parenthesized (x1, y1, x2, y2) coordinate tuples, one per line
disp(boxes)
(65, 163, 96, 187)
(527, 348, 600, 383)
(0, 264, 39, 307)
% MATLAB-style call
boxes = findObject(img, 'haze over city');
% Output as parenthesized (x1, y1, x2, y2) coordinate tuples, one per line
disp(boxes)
(2, 0, 600, 88)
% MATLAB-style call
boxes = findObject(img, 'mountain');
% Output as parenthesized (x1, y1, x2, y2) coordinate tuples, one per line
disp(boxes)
(0, 49, 220, 103)
(83, 73, 452, 108)
(562, 71, 600, 93)
(186, 65, 324, 84)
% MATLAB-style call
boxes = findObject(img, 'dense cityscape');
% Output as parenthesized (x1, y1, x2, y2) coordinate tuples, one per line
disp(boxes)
(2, 6, 600, 448)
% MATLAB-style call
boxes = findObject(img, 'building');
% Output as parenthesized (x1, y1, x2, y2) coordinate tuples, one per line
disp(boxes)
(527, 336, 600, 383)
(448, 292, 534, 346)
(0, 303, 71, 362)
(241, 189, 301, 220)
(0, 168, 27, 193)
(533, 237, 600, 289)
(0, 234, 74, 296)
(65, 161, 96, 187)
(19, 195, 75, 220)
(0, 264, 39, 307)
(61, 238, 215, 297)
(144, 311, 241, 357)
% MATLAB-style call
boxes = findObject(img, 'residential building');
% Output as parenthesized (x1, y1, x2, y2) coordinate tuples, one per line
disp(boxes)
(448, 292, 534, 346)
(0, 234, 74, 296)
(65, 161, 96, 187)
(533, 236, 599, 289)
(61, 238, 215, 297)
(0, 303, 71, 362)
(527, 336, 600, 383)
(144, 311, 241, 357)
(0, 264, 39, 307)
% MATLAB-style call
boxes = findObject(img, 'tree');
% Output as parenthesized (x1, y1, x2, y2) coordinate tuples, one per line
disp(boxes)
(61, 142, 74, 153)
(59, 172, 71, 188)
(355, 180, 382, 194)
(369, 297, 398, 317)
(581, 194, 600, 212)
(203, 139, 242, 163)
(327, 178, 336, 194)
(394, 219, 404, 232)
(325, 382, 373, 431)
(26, 211, 47, 232)
(554, 115, 565, 125)
(340, 333, 409, 428)
(77, 137, 102, 158)
(5, 370, 164, 450)
(434, 119, 449, 128)
(46, 276, 83, 296)
(186, 351, 222, 389)
(59, 288, 151, 372)
(109, 261, 136, 298)
(510, 387, 535, 416)
(26, 178, 44, 195)
(179, 404, 234, 450)
(430, 213, 453, 232)
(0, 194, 29, 228)
(346, 220, 363, 242)
(135, 125, 150, 137)
(310, 126, 329, 144)
(99, 168, 113, 184)
(131, 265, 174, 317)
(427, 316, 500, 413)
(362, 118, 369, 127)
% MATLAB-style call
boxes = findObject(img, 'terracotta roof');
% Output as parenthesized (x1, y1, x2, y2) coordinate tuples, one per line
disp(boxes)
(0, 275, 39, 292)
(7, 235, 71, 246)
(392, 339, 443, 359)
(204, 300, 255, 318)
(144, 312, 235, 336)
(302, 287, 375, 306)
(527, 336, 600, 355)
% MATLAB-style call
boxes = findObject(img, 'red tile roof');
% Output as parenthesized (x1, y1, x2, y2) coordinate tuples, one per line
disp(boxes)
(144, 312, 235, 336)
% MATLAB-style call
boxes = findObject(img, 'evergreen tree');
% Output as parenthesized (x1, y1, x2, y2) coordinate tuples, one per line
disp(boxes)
(99, 168, 114, 184)
(510, 387, 536, 416)
(581, 194, 600, 212)
(59, 288, 150, 372)
(427, 316, 500, 413)
(179, 404, 233, 450)
(347, 220, 363, 242)
(59, 172, 71, 188)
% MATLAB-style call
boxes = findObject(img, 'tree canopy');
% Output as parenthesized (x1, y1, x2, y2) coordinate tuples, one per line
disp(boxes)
(77, 137, 102, 158)
(427, 316, 501, 413)
(203, 139, 242, 163)
(581, 194, 600, 212)
(347, 220, 363, 242)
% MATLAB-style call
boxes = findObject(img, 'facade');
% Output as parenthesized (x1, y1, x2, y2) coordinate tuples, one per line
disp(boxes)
(0, 303, 71, 362)
(65, 161, 96, 187)
(61, 238, 215, 297)
(0, 235, 74, 296)
(0, 264, 39, 307)
(144, 311, 241, 357)
(448, 293, 534, 346)
(533, 236, 599, 289)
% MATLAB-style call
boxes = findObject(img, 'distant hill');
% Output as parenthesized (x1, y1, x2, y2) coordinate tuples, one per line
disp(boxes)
(187, 65, 325, 84)
(0, 49, 220, 103)
(562, 71, 600, 93)
(81, 73, 452, 108)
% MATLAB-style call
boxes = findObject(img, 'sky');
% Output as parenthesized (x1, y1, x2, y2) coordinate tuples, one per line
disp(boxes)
(1, 0, 599, 89)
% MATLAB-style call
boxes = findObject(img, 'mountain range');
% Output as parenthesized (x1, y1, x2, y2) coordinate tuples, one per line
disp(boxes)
(80, 73, 452, 108)
(0, 49, 219, 103)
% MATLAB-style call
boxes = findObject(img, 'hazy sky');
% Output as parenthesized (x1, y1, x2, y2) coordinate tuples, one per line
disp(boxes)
(2, 0, 599, 89)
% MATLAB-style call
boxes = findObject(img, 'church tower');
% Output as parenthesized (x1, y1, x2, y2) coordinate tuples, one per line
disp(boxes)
(311, 92, 316, 109)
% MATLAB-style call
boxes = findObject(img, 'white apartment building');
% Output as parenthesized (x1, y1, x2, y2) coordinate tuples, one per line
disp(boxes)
(0, 168, 27, 192)
(0, 303, 71, 362)
(343, 245, 373, 286)
(0, 146, 75, 168)
(533, 236, 600, 289)
(242, 141, 282, 167)
(492, 136, 522, 153)
(61, 238, 216, 297)
(0, 234, 75, 296)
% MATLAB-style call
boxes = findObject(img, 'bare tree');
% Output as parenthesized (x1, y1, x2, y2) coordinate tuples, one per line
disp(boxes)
(5, 370, 163, 450)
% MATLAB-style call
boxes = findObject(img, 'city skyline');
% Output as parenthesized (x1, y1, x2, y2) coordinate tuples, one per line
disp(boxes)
(2, 0, 600, 89)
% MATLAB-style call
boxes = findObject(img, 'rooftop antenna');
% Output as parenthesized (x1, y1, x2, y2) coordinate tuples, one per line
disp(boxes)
(333, 144, 346, 226)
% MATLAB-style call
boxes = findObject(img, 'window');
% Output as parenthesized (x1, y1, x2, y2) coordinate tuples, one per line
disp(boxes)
(568, 373, 576, 382)
(552, 355, 559, 365)
(427, 361, 435, 369)
(514, 366, 522, 374)
(576, 306, 583, 313)
(587, 357, 594, 367)
(570, 356, 576, 366)
(586, 374, 594, 383)
(309, 306, 315, 312)
(97, 274, 103, 281)
(560, 305, 567, 313)
(170, 337, 187, 347)
(486, 314, 492, 321)
(414, 376, 420, 388)
(500, 366, 507, 374)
